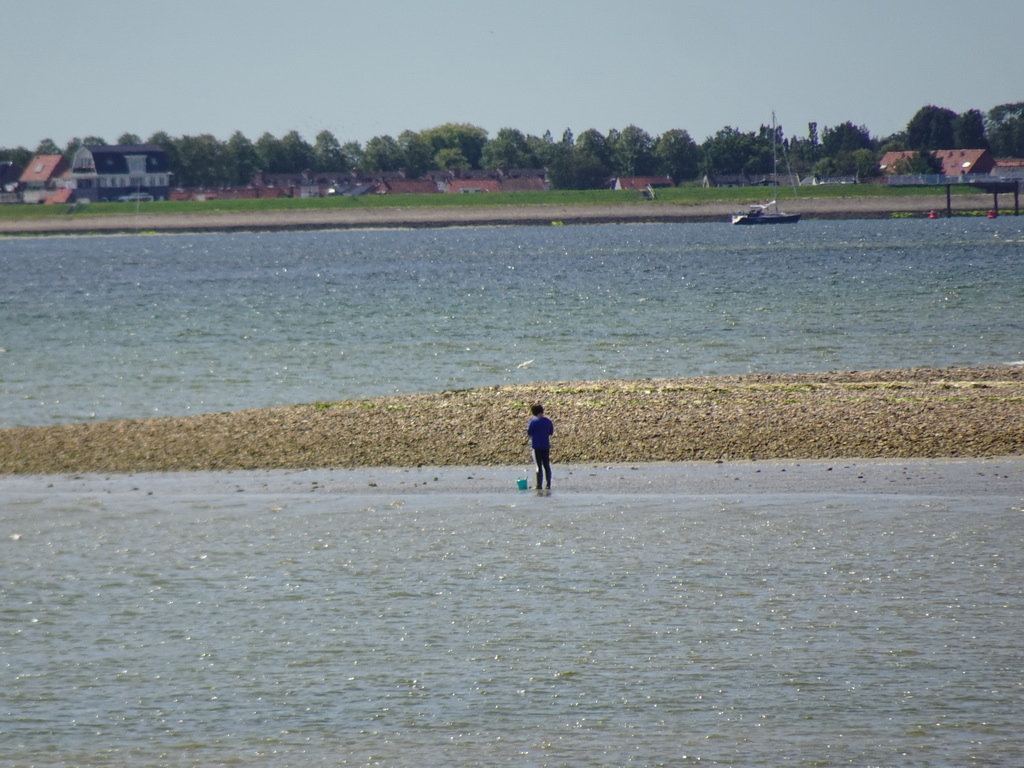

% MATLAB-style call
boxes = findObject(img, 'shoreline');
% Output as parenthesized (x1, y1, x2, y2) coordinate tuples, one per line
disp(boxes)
(1, 365, 1021, 475)
(0, 193, 1008, 236)
(2, 457, 1021, 499)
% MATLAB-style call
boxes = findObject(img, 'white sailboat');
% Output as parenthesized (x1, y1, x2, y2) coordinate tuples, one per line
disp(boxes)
(732, 114, 800, 225)
(731, 199, 801, 225)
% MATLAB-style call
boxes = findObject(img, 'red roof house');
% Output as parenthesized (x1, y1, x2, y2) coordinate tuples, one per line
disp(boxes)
(380, 179, 440, 195)
(613, 175, 675, 191)
(879, 149, 995, 176)
(20, 155, 70, 203)
(498, 177, 546, 192)
(445, 178, 501, 194)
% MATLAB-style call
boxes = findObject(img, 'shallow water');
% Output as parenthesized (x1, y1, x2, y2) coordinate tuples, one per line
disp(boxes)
(3, 219, 1023, 766)
(2, 218, 1022, 427)
(2, 464, 1022, 767)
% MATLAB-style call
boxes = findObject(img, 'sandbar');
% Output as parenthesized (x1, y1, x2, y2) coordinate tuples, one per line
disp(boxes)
(2, 366, 1021, 475)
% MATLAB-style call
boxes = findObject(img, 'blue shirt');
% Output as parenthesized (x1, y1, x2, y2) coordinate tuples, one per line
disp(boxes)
(527, 416, 554, 450)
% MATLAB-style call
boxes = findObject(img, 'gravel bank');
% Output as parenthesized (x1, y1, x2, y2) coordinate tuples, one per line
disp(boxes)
(1, 366, 1020, 474)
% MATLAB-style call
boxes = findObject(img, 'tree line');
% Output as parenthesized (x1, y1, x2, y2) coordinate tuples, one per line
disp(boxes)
(3, 103, 1023, 191)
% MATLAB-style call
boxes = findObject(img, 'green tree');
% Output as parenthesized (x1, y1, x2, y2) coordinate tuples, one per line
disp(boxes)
(878, 131, 908, 153)
(397, 130, 434, 177)
(787, 122, 821, 174)
(226, 131, 260, 185)
(525, 131, 558, 167)
(813, 147, 878, 179)
(952, 109, 988, 149)
(35, 138, 62, 155)
(909, 150, 942, 174)
(255, 132, 288, 173)
(175, 134, 228, 187)
(700, 126, 765, 176)
(481, 127, 537, 169)
(362, 135, 403, 172)
(907, 106, 956, 150)
(340, 141, 364, 171)
(0, 146, 32, 167)
(312, 130, 346, 172)
(573, 129, 611, 169)
(547, 143, 609, 189)
(853, 148, 880, 179)
(421, 123, 488, 169)
(434, 147, 470, 171)
(987, 102, 1024, 156)
(821, 122, 873, 156)
(654, 129, 699, 183)
(146, 132, 180, 183)
(280, 130, 315, 171)
(611, 125, 656, 176)
(117, 133, 142, 146)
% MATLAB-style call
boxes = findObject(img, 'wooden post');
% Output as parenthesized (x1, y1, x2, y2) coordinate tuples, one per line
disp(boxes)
(946, 184, 952, 217)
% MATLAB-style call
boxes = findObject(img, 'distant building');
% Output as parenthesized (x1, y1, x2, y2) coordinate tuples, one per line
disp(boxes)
(379, 179, 440, 195)
(69, 144, 170, 202)
(19, 154, 69, 203)
(1, 161, 24, 203)
(613, 175, 674, 191)
(878, 149, 996, 177)
(1, 161, 23, 190)
(495, 176, 546, 192)
(445, 178, 501, 194)
(993, 158, 1024, 180)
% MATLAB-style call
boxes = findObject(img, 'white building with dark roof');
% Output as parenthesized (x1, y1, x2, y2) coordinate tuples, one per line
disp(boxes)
(69, 144, 170, 202)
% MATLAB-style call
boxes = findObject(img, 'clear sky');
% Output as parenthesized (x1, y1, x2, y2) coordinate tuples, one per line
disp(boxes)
(5, 0, 1022, 151)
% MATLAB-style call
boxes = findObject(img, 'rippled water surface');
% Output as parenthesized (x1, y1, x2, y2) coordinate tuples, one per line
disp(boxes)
(3, 486, 1022, 767)
(2, 218, 1023, 766)
(1, 218, 1022, 427)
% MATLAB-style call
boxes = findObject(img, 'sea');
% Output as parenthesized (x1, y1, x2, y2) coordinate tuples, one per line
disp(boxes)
(1, 218, 1023, 767)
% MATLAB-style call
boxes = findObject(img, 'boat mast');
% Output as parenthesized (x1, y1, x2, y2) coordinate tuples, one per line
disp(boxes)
(772, 111, 778, 199)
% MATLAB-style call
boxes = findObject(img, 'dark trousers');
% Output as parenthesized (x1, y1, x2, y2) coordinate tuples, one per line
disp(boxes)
(533, 448, 551, 489)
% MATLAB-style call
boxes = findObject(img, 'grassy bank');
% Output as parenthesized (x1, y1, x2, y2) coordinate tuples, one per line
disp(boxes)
(0, 183, 962, 226)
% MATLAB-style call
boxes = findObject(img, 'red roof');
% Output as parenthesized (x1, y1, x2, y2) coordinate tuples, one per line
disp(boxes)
(615, 175, 675, 191)
(20, 155, 68, 183)
(44, 188, 73, 205)
(879, 149, 994, 175)
(498, 177, 546, 192)
(382, 179, 439, 194)
(446, 178, 501, 193)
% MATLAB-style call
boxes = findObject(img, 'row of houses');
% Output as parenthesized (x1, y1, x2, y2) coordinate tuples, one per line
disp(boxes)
(2, 145, 171, 204)
(700, 149, 1024, 189)
(1, 145, 558, 204)
(4, 145, 1023, 205)
(0, 144, 674, 203)
(176, 166, 554, 201)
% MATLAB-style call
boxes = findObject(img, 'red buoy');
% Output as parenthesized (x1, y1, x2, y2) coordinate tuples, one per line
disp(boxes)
(928, 210, 938, 219)
(988, 210, 998, 218)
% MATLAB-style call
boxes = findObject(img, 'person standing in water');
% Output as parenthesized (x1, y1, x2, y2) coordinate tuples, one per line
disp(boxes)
(527, 403, 554, 490)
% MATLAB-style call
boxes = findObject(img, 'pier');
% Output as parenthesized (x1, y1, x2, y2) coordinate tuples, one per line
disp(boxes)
(888, 174, 1021, 216)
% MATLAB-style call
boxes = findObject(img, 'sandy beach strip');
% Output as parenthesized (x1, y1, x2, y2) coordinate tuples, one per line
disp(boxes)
(1, 366, 1021, 475)
(1, 458, 1021, 500)
(0, 193, 1006, 236)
